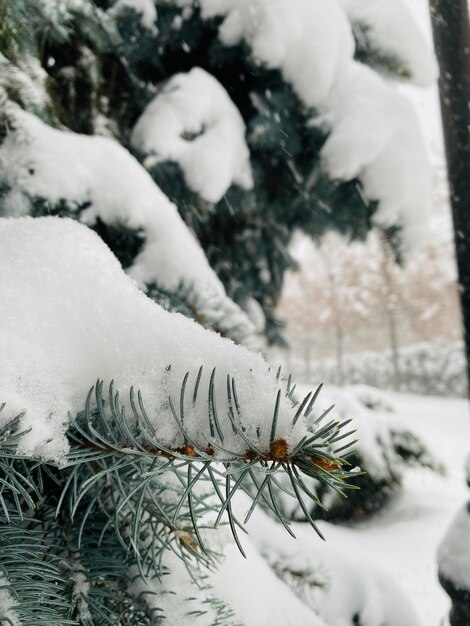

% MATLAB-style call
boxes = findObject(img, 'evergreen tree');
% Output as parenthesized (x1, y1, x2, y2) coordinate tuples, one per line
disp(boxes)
(0, 1, 438, 624)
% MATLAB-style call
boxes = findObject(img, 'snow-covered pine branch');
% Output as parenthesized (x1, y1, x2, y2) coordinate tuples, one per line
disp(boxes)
(0, 217, 357, 539)
(0, 0, 444, 623)
(198, 0, 435, 247)
(131, 67, 253, 204)
(0, 105, 261, 348)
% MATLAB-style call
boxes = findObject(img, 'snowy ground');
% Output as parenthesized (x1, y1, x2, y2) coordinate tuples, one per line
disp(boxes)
(307, 391, 470, 625)
(218, 391, 469, 626)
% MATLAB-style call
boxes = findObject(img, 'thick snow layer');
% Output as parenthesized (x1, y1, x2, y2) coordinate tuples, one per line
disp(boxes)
(438, 504, 470, 591)
(219, 392, 469, 626)
(109, 0, 157, 33)
(0, 108, 259, 349)
(131, 68, 253, 203)
(0, 217, 309, 461)
(213, 535, 328, 626)
(338, 0, 438, 86)
(335, 392, 469, 625)
(322, 62, 431, 246)
(200, 0, 353, 109)
(228, 499, 422, 626)
(200, 0, 433, 246)
(0, 108, 221, 293)
(0, 107, 259, 346)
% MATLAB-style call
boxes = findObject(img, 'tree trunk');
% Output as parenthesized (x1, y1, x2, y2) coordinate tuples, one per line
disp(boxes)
(380, 239, 400, 391)
(429, 0, 470, 392)
(430, 3, 470, 624)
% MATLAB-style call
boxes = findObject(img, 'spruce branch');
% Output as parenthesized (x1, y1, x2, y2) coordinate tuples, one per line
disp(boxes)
(60, 374, 359, 559)
(352, 21, 413, 80)
(0, 370, 360, 623)
(57, 511, 155, 626)
(0, 521, 74, 626)
(0, 406, 43, 520)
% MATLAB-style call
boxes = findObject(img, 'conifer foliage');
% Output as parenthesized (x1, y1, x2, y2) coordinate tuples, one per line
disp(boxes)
(0, 1, 437, 624)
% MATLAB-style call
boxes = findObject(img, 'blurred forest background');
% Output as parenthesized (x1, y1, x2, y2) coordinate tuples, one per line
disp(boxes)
(274, 163, 466, 395)
(272, 0, 467, 397)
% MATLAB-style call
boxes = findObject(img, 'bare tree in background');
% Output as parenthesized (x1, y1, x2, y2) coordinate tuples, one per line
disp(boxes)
(379, 237, 402, 390)
(319, 247, 346, 386)
(278, 230, 461, 389)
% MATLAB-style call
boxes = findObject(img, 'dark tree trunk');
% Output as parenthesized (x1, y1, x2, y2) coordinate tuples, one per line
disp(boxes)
(430, 5, 470, 624)
(429, 0, 470, 393)
(438, 497, 470, 626)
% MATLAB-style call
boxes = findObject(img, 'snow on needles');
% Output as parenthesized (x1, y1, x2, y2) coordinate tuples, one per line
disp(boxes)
(0, 217, 309, 461)
(199, 0, 436, 246)
(338, 0, 438, 86)
(131, 67, 253, 203)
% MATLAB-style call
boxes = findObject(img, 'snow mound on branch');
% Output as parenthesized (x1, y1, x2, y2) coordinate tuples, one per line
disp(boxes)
(338, 0, 438, 86)
(131, 67, 253, 203)
(0, 217, 308, 461)
(213, 534, 328, 626)
(321, 62, 431, 246)
(134, 542, 328, 626)
(0, 108, 260, 348)
(200, 0, 433, 246)
(108, 0, 157, 33)
(0, 108, 220, 292)
(438, 503, 470, 592)
(200, 0, 353, 108)
(345, 385, 395, 413)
